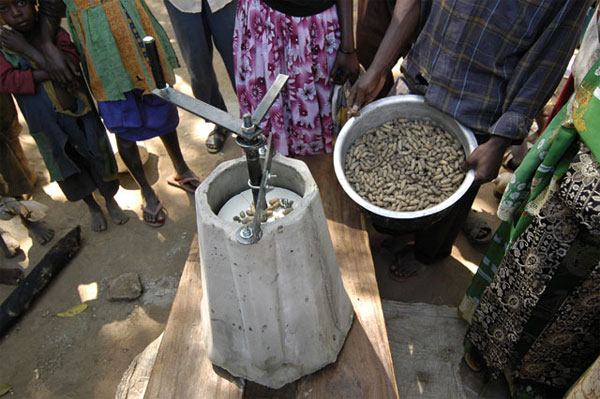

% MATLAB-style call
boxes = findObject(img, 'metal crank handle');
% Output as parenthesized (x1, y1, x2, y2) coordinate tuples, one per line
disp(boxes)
(143, 36, 167, 90)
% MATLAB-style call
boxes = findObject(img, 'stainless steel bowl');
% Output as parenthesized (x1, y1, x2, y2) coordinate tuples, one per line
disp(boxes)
(333, 95, 478, 233)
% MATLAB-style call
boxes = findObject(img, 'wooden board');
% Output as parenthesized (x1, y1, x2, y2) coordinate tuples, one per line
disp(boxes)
(143, 154, 398, 399)
(295, 154, 398, 399)
(143, 240, 244, 399)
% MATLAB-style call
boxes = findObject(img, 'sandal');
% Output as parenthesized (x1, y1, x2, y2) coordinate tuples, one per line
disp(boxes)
(167, 175, 201, 193)
(462, 211, 493, 245)
(206, 127, 229, 154)
(388, 247, 426, 282)
(463, 347, 485, 373)
(141, 201, 167, 228)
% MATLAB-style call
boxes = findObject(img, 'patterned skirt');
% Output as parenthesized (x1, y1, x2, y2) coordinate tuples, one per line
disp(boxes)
(233, 0, 340, 156)
(465, 144, 600, 392)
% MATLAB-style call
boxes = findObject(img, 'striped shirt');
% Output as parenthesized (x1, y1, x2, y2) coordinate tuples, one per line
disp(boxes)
(402, 0, 592, 140)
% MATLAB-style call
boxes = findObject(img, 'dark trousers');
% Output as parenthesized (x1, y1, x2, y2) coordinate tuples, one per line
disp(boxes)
(414, 133, 487, 264)
(414, 184, 479, 264)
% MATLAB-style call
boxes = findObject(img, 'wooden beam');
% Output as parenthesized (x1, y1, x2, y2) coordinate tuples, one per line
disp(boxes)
(0, 226, 81, 337)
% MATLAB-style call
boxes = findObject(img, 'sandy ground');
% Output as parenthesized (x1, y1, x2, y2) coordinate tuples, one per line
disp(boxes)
(0, 2, 501, 397)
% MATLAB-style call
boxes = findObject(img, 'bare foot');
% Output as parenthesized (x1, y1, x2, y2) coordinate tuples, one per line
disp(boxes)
(388, 247, 426, 282)
(83, 198, 107, 232)
(0, 267, 24, 285)
(105, 198, 129, 225)
(21, 218, 55, 245)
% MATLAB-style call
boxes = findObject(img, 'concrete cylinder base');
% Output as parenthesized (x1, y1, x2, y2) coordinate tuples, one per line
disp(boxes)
(195, 154, 353, 389)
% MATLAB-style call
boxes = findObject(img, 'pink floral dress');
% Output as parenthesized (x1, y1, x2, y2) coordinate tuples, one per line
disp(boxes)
(233, 0, 340, 156)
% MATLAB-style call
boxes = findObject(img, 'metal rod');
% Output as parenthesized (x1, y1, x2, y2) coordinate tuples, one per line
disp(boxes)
(143, 36, 166, 90)
(152, 87, 243, 135)
(251, 74, 289, 126)
(238, 113, 265, 205)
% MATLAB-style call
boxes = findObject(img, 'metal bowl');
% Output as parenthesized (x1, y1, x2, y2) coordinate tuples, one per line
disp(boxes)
(333, 95, 478, 233)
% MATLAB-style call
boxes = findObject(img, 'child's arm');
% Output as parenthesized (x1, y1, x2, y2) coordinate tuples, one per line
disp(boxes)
(0, 28, 52, 93)
(37, 0, 79, 85)
(54, 29, 80, 70)
(0, 52, 41, 94)
(0, 26, 47, 69)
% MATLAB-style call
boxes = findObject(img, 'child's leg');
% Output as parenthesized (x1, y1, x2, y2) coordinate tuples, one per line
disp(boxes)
(115, 136, 165, 225)
(82, 195, 107, 232)
(103, 196, 129, 225)
(21, 217, 55, 245)
(160, 130, 201, 191)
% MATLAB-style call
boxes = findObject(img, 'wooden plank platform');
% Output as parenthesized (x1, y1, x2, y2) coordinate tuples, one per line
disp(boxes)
(143, 154, 398, 399)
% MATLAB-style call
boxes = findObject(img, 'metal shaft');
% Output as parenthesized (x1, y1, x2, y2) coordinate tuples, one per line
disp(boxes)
(143, 36, 166, 89)
(238, 114, 265, 206)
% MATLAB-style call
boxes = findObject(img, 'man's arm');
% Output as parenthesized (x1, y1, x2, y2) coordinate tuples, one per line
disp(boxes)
(463, 0, 591, 185)
(486, 0, 591, 143)
(329, 0, 360, 85)
(348, 0, 420, 109)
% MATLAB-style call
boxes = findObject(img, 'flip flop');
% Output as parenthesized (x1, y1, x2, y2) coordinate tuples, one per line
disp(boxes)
(167, 176, 201, 194)
(463, 347, 486, 373)
(388, 247, 426, 282)
(206, 127, 228, 154)
(141, 201, 167, 228)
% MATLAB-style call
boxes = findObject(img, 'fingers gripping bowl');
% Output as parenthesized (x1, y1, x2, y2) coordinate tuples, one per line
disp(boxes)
(333, 95, 478, 233)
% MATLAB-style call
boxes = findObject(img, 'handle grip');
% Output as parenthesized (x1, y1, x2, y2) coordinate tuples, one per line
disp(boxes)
(143, 36, 167, 89)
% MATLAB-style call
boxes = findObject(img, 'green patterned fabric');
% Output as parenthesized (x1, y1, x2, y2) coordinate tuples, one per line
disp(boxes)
(459, 52, 600, 323)
(63, 0, 178, 101)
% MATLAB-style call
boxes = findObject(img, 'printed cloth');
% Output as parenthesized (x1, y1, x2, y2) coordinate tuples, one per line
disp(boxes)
(233, 0, 340, 156)
(458, 9, 600, 394)
(63, 0, 178, 101)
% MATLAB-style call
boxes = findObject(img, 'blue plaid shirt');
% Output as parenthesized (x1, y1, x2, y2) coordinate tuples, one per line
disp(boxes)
(402, 0, 592, 140)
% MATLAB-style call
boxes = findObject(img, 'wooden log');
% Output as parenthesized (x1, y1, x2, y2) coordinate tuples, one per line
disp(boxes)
(0, 226, 81, 336)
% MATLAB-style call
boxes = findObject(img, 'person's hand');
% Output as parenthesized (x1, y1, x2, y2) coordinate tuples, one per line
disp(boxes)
(461, 136, 511, 185)
(41, 41, 79, 86)
(348, 66, 387, 111)
(330, 51, 359, 86)
(0, 25, 30, 55)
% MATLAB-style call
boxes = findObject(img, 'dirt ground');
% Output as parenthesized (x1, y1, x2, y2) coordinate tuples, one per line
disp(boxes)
(0, 2, 500, 397)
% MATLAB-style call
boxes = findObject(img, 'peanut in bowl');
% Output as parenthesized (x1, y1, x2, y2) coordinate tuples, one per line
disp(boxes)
(333, 95, 478, 234)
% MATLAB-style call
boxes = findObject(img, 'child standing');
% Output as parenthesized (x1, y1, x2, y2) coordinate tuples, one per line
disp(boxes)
(53, 0, 201, 227)
(0, 0, 129, 232)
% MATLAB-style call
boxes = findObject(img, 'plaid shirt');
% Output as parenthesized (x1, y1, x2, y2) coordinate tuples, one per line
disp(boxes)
(402, 0, 592, 140)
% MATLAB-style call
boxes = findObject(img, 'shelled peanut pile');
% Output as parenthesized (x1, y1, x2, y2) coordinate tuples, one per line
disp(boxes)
(344, 118, 466, 212)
